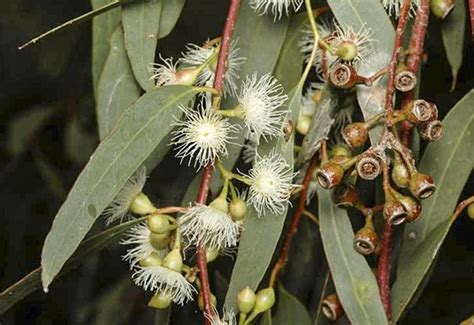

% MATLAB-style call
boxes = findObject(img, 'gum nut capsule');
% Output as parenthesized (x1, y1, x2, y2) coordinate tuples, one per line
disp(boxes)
(398, 195, 422, 223)
(329, 64, 358, 89)
(391, 155, 410, 188)
(418, 119, 443, 142)
(409, 172, 436, 199)
(316, 162, 345, 189)
(395, 69, 417, 92)
(353, 227, 378, 255)
(229, 197, 247, 221)
(329, 144, 352, 158)
(130, 192, 156, 215)
(322, 294, 344, 320)
(383, 200, 408, 226)
(356, 152, 381, 180)
(406, 99, 437, 123)
(332, 184, 357, 208)
(163, 249, 183, 272)
(342, 123, 369, 149)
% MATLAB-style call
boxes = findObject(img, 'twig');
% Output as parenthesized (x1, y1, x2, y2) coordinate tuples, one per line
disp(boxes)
(302, 210, 319, 225)
(377, 2, 412, 320)
(383, 0, 412, 116)
(268, 155, 318, 288)
(18, 0, 122, 50)
(195, 1, 241, 323)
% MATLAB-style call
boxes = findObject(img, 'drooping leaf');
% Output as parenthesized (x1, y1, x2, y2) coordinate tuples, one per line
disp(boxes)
(33, 150, 67, 199)
(96, 25, 141, 139)
(441, 0, 466, 91)
(318, 188, 388, 324)
(41, 86, 200, 290)
(7, 106, 55, 156)
(210, 0, 289, 192)
(224, 82, 302, 311)
(91, 0, 122, 98)
(392, 90, 474, 321)
(328, 0, 395, 144)
(272, 284, 311, 325)
(0, 217, 145, 315)
(157, 0, 186, 39)
(122, 0, 162, 91)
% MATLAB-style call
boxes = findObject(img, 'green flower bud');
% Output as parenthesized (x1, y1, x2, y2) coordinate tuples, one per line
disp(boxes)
(130, 192, 156, 215)
(253, 288, 275, 314)
(139, 252, 163, 267)
(237, 287, 257, 314)
(210, 196, 229, 214)
(335, 41, 358, 61)
(296, 114, 312, 135)
(149, 232, 170, 250)
(163, 249, 183, 273)
(229, 197, 247, 221)
(147, 214, 170, 234)
(329, 145, 352, 159)
(148, 292, 172, 309)
(197, 292, 217, 311)
(468, 203, 474, 221)
(431, 0, 455, 19)
(206, 247, 220, 263)
(391, 153, 410, 188)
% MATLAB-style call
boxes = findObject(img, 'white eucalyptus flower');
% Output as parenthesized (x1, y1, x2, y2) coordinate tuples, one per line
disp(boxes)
(149, 55, 178, 86)
(331, 21, 373, 66)
(382, 0, 420, 17)
(103, 167, 151, 225)
(250, 0, 304, 20)
(236, 73, 288, 141)
(180, 40, 245, 97)
(247, 151, 297, 216)
(132, 265, 196, 305)
(172, 100, 238, 169)
(205, 305, 237, 325)
(121, 222, 167, 268)
(179, 204, 240, 251)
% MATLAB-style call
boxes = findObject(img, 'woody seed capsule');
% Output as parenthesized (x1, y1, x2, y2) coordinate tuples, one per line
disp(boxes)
(342, 122, 369, 149)
(332, 184, 358, 208)
(316, 157, 349, 189)
(406, 100, 438, 124)
(409, 172, 436, 199)
(353, 226, 378, 255)
(329, 64, 358, 89)
(356, 152, 381, 180)
(395, 69, 417, 92)
(418, 119, 444, 141)
(383, 200, 408, 225)
(322, 294, 344, 320)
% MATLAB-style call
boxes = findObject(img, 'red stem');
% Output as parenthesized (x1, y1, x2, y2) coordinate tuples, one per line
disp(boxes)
(195, 1, 241, 323)
(400, 0, 430, 145)
(470, 0, 474, 42)
(384, 0, 412, 115)
(377, 1, 412, 321)
(268, 155, 318, 287)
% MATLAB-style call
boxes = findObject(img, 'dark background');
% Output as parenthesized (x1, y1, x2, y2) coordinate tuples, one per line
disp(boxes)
(0, 1, 472, 324)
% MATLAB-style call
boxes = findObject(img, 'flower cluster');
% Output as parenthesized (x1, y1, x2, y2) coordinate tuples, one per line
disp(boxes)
(150, 39, 245, 97)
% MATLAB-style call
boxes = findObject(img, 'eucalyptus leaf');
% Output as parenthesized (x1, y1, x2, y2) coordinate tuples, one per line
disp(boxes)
(122, 0, 162, 91)
(41, 86, 200, 290)
(7, 106, 55, 156)
(210, 0, 289, 192)
(91, 0, 122, 98)
(0, 217, 144, 315)
(392, 90, 474, 321)
(224, 82, 302, 311)
(328, 0, 394, 144)
(440, 0, 466, 91)
(318, 188, 388, 324)
(157, 0, 185, 39)
(65, 116, 98, 165)
(272, 284, 311, 325)
(96, 25, 141, 139)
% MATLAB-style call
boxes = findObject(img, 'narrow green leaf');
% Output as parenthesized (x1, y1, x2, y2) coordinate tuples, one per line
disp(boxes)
(272, 284, 311, 325)
(328, 0, 394, 144)
(210, 1, 289, 192)
(224, 83, 302, 311)
(65, 116, 97, 165)
(91, 0, 122, 98)
(122, 0, 162, 91)
(392, 90, 474, 321)
(0, 217, 144, 315)
(33, 150, 67, 199)
(441, 0, 466, 91)
(41, 86, 200, 290)
(318, 188, 388, 324)
(96, 26, 141, 139)
(274, 14, 306, 92)
(7, 106, 55, 156)
(157, 0, 185, 39)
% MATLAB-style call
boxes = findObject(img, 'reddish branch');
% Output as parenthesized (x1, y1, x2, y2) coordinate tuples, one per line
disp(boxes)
(195, 1, 241, 323)
(470, 0, 474, 41)
(384, 0, 412, 115)
(400, 0, 430, 145)
(268, 155, 318, 288)
(377, 1, 412, 321)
